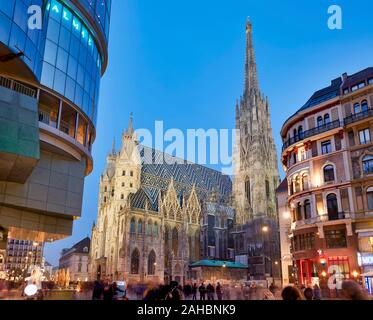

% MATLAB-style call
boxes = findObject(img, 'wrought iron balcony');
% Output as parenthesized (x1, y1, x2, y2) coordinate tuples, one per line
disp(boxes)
(282, 119, 341, 151)
(344, 108, 373, 125)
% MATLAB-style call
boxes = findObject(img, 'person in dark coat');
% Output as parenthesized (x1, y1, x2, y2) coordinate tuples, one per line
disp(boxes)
(207, 283, 215, 300)
(192, 283, 198, 300)
(92, 280, 103, 300)
(216, 282, 223, 300)
(183, 283, 192, 299)
(102, 280, 114, 300)
(199, 283, 206, 300)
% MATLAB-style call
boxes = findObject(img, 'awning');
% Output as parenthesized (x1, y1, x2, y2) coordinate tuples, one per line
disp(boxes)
(190, 260, 248, 269)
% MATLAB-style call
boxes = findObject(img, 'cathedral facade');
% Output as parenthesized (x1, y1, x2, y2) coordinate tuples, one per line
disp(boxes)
(89, 117, 234, 284)
(232, 19, 281, 279)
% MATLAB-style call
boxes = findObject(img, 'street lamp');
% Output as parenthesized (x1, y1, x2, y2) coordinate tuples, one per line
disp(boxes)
(32, 242, 38, 266)
(262, 226, 269, 233)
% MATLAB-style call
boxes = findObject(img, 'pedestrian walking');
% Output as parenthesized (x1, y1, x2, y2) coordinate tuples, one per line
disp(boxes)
(102, 280, 113, 300)
(112, 282, 125, 300)
(207, 283, 215, 300)
(313, 284, 322, 300)
(304, 287, 314, 300)
(199, 282, 206, 300)
(92, 280, 103, 300)
(216, 282, 223, 300)
(183, 283, 192, 299)
(281, 286, 304, 301)
(341, 280, 371, 300)
(192, 283, 198, 300)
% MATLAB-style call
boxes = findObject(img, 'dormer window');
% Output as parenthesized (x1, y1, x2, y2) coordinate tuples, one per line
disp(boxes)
(83, 247, 88, 253)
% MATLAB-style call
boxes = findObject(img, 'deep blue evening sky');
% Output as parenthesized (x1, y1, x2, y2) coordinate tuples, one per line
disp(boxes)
(45, 0, 373, 265)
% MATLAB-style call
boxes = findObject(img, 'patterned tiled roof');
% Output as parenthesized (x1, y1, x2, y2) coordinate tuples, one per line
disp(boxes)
(129, 146, 232, 211)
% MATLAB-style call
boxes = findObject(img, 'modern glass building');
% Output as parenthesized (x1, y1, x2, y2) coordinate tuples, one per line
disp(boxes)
(0, 0, 111, 243)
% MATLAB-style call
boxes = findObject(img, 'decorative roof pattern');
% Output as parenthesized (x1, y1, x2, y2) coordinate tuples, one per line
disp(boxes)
(130, 146, 232, 211)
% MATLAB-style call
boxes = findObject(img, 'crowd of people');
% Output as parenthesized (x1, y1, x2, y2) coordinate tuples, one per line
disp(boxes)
(92, 279, 127, 300)
(281, 281, 372, 301)
(90, 278, 372, 301)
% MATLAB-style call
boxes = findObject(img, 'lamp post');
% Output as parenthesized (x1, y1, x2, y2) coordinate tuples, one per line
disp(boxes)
(32, 242, 38, 267)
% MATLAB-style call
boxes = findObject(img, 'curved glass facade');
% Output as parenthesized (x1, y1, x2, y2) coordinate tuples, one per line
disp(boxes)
(0, 0, 47, 79)
(41, 0, 103, 124)
(76, 0, 111, 43)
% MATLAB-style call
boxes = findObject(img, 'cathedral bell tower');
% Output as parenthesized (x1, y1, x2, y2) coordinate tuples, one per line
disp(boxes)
(233, 18, 280, 225)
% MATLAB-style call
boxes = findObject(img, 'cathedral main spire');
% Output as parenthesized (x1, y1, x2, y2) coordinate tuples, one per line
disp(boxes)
(244, 17, 259, 97)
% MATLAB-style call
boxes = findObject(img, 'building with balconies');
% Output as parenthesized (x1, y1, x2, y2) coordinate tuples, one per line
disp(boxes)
(0, 1, 111, 243)
(278, 67, 373, 296)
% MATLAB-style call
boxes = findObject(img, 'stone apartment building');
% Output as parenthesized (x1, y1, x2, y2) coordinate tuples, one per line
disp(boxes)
(278, 67, 373, 295)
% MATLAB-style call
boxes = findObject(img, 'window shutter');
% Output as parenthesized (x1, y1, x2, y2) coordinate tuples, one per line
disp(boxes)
(334, 134, 342, 151)
(348, 131, 355, 147)
(308, 117, 315, 130)
(344, 103, 352, 117)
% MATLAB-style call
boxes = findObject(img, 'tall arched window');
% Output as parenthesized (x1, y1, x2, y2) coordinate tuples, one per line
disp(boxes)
(298, 126, 304, 139)
(302, 174, 309, 190)
(323, 165, 335, 182)
(304, 200, 311, 220)
(296, 203, 302, 221)
(295, 176, 301, 193)
(138, 219, 143, 234)
(317, 116, 323, 127)
(164, 225, 170, 268)
(147, 250, 156, 275)
(354, 103, 361, 114)
(131, 248, 140, 274)
(102, 216, 108, 256)
(293, 128, 298, 139)
(367, 187, 373, 210)
(362, 155, 373, 174)
(153, 222, 158, 238)
(245, 179, 251, 204)
(130, 218, 136, 234)
(146, 220, 152, 236)
(362, 100, 369, 113)
(172, 227, 179, 257)
(324, 113, 330, 124)
(327, 194, 339, 221)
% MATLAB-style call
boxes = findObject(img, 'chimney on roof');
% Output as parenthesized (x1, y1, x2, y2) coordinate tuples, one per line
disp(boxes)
(342, 72, 348, 81)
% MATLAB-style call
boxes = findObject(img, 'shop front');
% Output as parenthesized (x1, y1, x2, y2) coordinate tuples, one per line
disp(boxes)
(358, 252, 373, 295)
